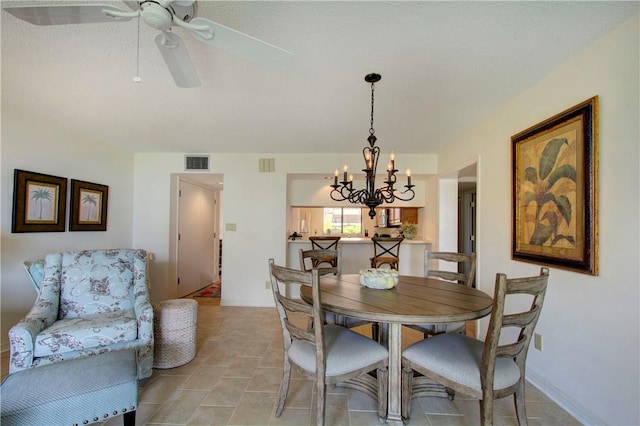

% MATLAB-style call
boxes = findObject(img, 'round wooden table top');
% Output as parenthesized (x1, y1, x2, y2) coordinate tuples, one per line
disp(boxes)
(300, 273, 493, 325)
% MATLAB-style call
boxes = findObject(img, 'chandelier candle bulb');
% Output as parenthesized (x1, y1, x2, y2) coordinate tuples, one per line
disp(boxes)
(334, 169, 339, 186)
(343, 164, 348, 182)
(407, 169, 412, 186)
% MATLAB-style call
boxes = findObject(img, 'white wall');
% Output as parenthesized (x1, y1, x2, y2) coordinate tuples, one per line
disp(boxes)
(132, 153, 437, 307)
(0, 107, 135, 351)
(438, 14, 639, 425)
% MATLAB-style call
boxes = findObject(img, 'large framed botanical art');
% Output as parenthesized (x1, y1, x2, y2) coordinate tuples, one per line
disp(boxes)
(12, 169, 67, 233)
(512, 96, 599, 275)
(69, 179, 109, 231)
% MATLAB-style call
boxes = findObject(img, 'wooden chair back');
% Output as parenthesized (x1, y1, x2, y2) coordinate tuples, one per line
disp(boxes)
(308, 236, 341, 268)
(269, 259, 325, 364)
(370, 236, 404, 270)
(299, 248, 341, 275)
(483, 267, 549, 399)
(425, 251, 477, 287)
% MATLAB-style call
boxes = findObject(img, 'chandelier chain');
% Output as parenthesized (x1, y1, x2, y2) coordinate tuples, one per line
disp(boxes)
(369, 81, 375, 136)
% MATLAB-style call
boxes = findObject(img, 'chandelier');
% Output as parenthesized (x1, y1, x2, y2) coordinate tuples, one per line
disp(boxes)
(330, 73, 415, 219)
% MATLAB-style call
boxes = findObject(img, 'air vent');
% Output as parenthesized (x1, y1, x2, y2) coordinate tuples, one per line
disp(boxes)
(258, 158, 275, 173)
(185, 155, 209, 170)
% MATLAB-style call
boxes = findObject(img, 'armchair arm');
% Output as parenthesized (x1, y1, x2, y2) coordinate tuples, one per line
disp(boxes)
(9, 253, 63, 374)
(132, 249, 153, 345)
(9, 306, 52, 373)
(132, 249, 154, 378)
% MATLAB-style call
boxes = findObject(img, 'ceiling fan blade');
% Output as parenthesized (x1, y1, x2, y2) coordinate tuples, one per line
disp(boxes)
(154, 32, 201, 88)
(189, 17, 293, 70)
(122, 1, 141, 12)
(3, 4, 134, 26)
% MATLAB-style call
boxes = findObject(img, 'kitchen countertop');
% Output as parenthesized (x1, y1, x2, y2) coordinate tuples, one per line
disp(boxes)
(288, 237, 431, 244)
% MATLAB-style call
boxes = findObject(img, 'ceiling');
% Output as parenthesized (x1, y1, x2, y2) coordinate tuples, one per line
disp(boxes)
(2, 1, 638, 155)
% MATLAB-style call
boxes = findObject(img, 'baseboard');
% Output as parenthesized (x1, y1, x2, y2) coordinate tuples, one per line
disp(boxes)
(527, 368, 603, 425)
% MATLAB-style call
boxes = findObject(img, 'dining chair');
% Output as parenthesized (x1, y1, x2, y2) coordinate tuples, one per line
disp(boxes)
(308, 236, 341, 268)
(405, 250, 477, 338)
(299, 248, 379, 339)
(268, 259, 389, 425)
(370, 236, 404, 270)
(401, 267, 549, 425)
(299, 248, 342, 275)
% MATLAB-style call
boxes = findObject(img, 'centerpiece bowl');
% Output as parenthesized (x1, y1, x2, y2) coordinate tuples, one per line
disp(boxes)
(359, 268, 399, 290)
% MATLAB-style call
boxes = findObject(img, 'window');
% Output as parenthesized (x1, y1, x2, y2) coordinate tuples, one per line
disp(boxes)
(323, 207, 362, 235)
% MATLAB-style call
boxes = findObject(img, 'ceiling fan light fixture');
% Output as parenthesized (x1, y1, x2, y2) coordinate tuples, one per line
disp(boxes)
(140, 2, 172, 31)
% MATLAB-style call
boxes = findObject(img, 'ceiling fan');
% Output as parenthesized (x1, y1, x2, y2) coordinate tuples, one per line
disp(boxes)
(3, 0, 293, 88)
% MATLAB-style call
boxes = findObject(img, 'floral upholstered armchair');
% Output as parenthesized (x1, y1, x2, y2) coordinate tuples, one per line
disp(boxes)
(9, 249, 154, 379)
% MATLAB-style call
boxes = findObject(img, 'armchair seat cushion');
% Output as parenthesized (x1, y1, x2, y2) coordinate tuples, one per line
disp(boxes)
(34, 309, 137, 357)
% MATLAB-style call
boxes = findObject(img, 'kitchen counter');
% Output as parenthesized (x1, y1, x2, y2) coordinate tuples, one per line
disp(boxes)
(287, 237, 432, 298)
(288, 237, 430, 244)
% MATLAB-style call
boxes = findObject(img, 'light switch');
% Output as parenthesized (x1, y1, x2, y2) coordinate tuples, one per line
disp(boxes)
(225, 223, 237, 231)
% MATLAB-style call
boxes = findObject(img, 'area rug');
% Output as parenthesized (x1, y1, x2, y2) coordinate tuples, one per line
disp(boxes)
(194, 282, 221, 298)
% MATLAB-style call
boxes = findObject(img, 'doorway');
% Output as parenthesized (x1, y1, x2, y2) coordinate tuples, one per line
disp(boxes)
(174, 175, 222, 298)
(457, 163, 477, 286)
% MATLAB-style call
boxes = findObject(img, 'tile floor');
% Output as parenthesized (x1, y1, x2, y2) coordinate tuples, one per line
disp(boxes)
(2, 297, 580, 425)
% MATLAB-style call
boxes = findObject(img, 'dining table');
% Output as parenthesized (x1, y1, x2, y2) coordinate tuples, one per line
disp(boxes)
(300, 273, 493, 424)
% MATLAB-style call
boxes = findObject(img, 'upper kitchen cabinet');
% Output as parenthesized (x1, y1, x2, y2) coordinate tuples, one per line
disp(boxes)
(383, 207, 419, 226)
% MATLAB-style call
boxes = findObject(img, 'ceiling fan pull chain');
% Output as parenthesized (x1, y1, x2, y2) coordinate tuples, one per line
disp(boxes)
(133, 16, 142, 82)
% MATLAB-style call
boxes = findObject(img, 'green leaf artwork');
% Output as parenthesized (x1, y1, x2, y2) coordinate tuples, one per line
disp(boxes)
(521, 138, 577, 247)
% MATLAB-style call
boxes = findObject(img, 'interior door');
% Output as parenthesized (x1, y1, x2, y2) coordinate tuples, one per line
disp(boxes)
(177, 179, 218, 297)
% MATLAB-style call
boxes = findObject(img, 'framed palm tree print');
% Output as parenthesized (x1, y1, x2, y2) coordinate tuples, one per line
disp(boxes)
(512, 96, 599, 275)
(12, 169, 67, 232)
(69, 179, 108, 231)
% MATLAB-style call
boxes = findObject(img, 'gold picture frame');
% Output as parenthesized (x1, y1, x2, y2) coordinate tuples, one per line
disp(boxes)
(69, 179, 109, 231)
(512, 96, 599, 275)
(12, 169, 67, 233)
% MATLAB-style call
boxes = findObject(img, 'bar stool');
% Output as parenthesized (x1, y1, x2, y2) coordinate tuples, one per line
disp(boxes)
(370, 236, 404, 270)
(308, 236, 341, 268)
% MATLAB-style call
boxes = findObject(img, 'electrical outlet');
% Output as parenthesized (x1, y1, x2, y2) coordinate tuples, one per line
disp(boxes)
(534, 333, 543, 351)
(265, 280, 271, 289)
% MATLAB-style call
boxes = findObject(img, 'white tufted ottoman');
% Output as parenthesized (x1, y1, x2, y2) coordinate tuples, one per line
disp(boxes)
(153, 299, 198, 369)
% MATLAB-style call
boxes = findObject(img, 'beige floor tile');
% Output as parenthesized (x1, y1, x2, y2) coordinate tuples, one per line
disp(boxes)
(276, 378, 314, 409)
(186, 406, 236, 426)
(348, 409, 385, 425)
(311, 392, 350, 425)
(181, 365, 227, 391)
(268, 407, 312, 425)
(247, 367, 284, 393)
(146, 389, 208, 424)
(139, 373, 191, 404)
(201, 377, 251, 407)
(227, 391, 278, 425)
(222, 356, 262, 378)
